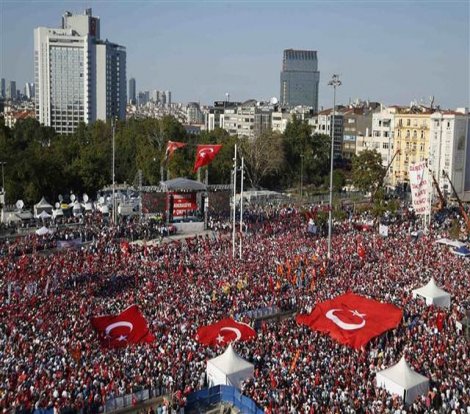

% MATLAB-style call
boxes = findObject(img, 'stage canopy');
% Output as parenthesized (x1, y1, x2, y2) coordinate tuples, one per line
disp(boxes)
(161, 178, 206, 192)
(206, 344, 254, 390)
(412, 278, 451, 308)
(376, 356, 429, 404)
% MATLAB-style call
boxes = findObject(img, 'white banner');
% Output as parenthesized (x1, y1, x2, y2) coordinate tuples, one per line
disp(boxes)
(379, 224, 389, 237)
(409, 161, 430, 215)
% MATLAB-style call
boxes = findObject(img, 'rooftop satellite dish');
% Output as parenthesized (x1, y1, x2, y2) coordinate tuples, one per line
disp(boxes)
(16, 200, 24, 210)
(270, 97, 278, 105)
(55, 202, 60, 209)
(70, 194, 76, 202)
(83, 194, 89, 203)
(99, 196, 105, 204)
(58, 194, 63, 202)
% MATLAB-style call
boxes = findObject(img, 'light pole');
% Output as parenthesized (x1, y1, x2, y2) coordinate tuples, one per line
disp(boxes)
(112, 120, 116, 225)
(0, 161, 5, 193)
(300, 154, 304, 199)
(327, 74, 341, 260)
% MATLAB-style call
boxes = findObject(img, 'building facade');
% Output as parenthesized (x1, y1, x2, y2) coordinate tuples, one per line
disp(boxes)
(309, 109, 344, 158)
(280, 49, 320, 112)
(128, 78, 136, 105)
(391, 107, 433, 187)
(34, 9, 126, 134)
(428, 109, 469, 196)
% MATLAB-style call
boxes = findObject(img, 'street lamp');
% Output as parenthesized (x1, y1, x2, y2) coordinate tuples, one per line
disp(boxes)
(327, 74, 341, 260)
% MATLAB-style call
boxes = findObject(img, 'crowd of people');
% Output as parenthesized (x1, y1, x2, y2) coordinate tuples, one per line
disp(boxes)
(0, 204, 468, 414)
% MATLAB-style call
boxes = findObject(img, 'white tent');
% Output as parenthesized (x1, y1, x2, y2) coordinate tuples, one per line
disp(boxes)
(412, 277, 451, 308)
(35, 226, 51, 236)
(376, 356, 429, 404)
(206, 344, 254, 390)
(34, 197, 53, 217)
(38, 210, 52, 220)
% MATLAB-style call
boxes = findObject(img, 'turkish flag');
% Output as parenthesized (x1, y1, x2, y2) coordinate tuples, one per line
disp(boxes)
(296, 292, 402, 349)
(91, 305, 155, 348)
(193, 144, 222, 173)
(196, 318, 256, 346)
(165, 141, 186, 162)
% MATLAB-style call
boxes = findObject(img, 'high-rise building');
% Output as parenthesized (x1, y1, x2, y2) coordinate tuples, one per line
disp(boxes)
(24, 82, 35, 100)
(165, 91, 172, 107)
(34, 9, 126, 134)
(280, 49, 320, 111)
(128, 78, 136, 104)
(6, 81, 17, 100)
(0, 78, 5, 98)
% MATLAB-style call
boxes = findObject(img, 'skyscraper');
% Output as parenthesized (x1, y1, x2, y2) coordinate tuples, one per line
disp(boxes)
(34, 9, 126, 134)
(128, 78, 136, 104)
(0, 78, 5, 98)
(280, 49, 320, 112)
(6, 81, 17, 100)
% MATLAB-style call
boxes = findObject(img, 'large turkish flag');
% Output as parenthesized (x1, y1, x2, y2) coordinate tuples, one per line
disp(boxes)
(91, 305, 155, 348)
(196, 318, 256, 346)
(193, 144, 222, 173)
(296, 292, 402, 349)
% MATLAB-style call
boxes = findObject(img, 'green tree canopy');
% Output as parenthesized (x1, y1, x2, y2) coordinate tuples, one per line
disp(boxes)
(351, 149, 386, 196)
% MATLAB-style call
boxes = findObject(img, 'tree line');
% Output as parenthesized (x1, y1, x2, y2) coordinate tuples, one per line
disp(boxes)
(0, 115, 384, 206)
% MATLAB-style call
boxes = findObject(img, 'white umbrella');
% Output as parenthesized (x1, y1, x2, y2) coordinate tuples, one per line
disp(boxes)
(36, 226, 51, 236)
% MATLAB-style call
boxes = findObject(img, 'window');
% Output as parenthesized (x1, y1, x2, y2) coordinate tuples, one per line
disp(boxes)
(383, 143, 389, 149)
(407, 119, 411, 126)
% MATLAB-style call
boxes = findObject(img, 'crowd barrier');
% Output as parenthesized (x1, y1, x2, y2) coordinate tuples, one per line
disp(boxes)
(186, 385, 263, 414)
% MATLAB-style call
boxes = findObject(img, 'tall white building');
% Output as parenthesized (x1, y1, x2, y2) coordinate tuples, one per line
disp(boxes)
(428, 109, 469, 196)
(34, 9, 126, 134)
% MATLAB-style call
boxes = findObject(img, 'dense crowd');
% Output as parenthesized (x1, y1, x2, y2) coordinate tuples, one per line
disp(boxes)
(0, 206, 468, 414)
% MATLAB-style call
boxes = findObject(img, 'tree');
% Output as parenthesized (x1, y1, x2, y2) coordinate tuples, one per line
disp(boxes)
(240, 130, 284, 189)
(351, 150, 385, 197)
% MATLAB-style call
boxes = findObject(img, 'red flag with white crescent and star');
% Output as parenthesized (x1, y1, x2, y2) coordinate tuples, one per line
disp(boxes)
(196, 318, 256, 346)
(164, 141, 186, 162)
(296, 292, 402, 349)
(91, 305, 155, 348)
(193, 144, 222, 173)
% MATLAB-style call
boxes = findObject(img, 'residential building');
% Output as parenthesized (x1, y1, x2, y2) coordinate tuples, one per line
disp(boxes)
(205, 101, 240, 132)
(128, 78, 136, 104)
(391, 106, 433, 187)
(309, 108, 344, 158)
(280, 49, 320, 112)
(271, 109, 291, 134)
(34, 9, 126, 134)
(428, 109, 469, 197)
(4, 109, 35, 128)
(186, 102, 204, 125)
(165, 91, 171, 107)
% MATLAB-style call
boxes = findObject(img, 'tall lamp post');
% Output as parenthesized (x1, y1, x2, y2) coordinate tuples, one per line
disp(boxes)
(327, 74, 341, 260)
(0, 161, 5, 193)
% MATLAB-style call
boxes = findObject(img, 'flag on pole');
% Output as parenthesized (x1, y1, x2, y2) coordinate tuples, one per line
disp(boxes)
(193, 144, 222, 173)
(164, 141, 186, 162)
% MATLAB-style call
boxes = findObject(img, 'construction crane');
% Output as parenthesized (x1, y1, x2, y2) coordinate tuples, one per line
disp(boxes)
(371, 149, 400, 200)
(428, 167, 446, 211)
(442, 170, 470, 233)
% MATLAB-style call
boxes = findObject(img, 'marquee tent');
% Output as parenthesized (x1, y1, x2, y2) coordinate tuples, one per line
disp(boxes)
(412, 278, 451, 308)
(206, 344, 254, 390)
(37, 210, 52, 220)
(376, 356, 429, 404)
(35, 226, 51, 236)
(34, 197, 53, 218)
(161, 177, 206, 192)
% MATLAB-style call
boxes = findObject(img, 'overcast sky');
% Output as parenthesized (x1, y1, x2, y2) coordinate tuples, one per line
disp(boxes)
(1, 0, 469, 108)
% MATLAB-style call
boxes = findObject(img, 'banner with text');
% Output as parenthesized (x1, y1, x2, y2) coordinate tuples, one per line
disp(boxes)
(409, 161, 430, 215)
(170, 192, 198, 217)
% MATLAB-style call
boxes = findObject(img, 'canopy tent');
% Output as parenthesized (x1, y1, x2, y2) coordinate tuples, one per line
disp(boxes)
(376, 356, 429, 404)
(52, 208, 64, 219)
(452, 246, 470, 257)
(34, 197, 53, 217)
(412, 278, 451, 308)
(161, 177, 207, 192)
(37, 210, 52, 220)
(35, 226, 51, 236)
(206, 344, 254, 390)
(435, 238, 466, 248)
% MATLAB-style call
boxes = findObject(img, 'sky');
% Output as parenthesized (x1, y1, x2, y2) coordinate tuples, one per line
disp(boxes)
(1, 0, 469, 109)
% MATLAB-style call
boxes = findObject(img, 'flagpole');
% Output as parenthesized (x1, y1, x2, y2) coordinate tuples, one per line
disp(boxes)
(239, 156, 244, 260)
(232, 144, 237, 259)
(112, 119, 116, 226)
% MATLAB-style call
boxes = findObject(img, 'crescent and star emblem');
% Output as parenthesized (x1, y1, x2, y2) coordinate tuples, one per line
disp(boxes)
(104, 321, 134, 342)
(216, 327, 242, 343)
(325, 309, 366, 330)
(199, 148, 215, 158)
